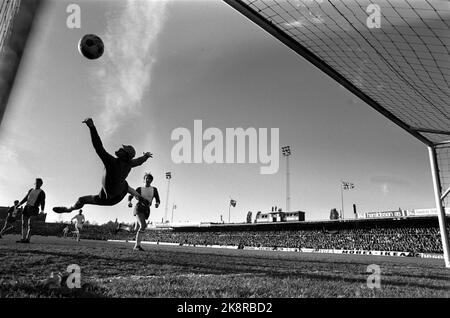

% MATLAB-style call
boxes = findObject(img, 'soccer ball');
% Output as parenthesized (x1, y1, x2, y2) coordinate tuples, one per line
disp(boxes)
(78, 34, 104, 60)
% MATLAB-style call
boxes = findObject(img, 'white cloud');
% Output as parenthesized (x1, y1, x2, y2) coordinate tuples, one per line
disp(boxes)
(292, 0, 324, 7)
(370, 175, 410, 187)
(0, 143, 18, 162)
(0, 140, 33, 202)
(93, 0, 169, 136)
(283, 11, 324, 29)
(381, 183, 389, 195)
(284, 20, 306, 28)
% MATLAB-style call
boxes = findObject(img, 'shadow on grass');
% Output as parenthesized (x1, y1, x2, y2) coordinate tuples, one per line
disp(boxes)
(13, 248, 449, 294)
(0, 280, 107, 298)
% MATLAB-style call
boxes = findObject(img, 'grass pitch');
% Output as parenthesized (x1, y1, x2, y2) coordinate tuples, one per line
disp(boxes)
(0, 235, 449, 298)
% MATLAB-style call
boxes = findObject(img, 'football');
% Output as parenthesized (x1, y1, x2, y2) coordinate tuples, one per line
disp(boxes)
(78, 34, 104, 60)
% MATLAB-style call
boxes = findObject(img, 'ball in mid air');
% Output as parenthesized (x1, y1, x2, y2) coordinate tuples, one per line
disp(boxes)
(78, 34, 104, 60)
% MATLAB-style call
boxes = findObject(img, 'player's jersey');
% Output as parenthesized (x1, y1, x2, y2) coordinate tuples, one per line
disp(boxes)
(135, 186, 160, 207)
(72, 214, 85, 227)
(8, 206, 21, 218)
(11, 206, 21, 218)
(128, 186, 160, 208)
(140, 186, 155, 204)
(26, 189, 44, 207)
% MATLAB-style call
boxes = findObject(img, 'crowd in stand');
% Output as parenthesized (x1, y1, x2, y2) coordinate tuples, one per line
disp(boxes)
(141, 226, 445, 253)
(0, 216, 446, 253)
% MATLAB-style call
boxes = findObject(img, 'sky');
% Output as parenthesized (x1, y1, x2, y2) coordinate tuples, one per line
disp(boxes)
(0, 0, 439, 225)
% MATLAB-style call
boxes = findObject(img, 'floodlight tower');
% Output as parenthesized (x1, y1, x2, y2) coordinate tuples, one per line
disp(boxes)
(282, 146, 292, 212)
(164, 172, 172, 223)
(171, 204, 177, 224)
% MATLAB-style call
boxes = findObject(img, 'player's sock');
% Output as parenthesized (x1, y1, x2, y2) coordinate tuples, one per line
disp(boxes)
(135, 231, 141, 247)
(3, 226, 14, 234)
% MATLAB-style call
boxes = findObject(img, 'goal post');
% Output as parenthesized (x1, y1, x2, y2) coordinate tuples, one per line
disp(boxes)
(224, 0, 450, 267)
(429, 146, 450, 267)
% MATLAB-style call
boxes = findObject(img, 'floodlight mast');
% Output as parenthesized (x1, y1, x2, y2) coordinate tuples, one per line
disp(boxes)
(223, 0, 450, 267)
(282, 146, 291, 213)
(164, 172, 172, 223)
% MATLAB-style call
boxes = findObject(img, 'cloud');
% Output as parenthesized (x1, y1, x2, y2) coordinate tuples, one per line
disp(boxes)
(0, 125, 54, 203)
(284, 20, 306, 28)
(369, 176, 411, 197)
(381, 183, 389, 195)
(93, 0, 169, 136)
(283, 12, 325, 29)
(370, 176, 411, 187)
(292, 0, 324, 6)
(0, 143, 18, 162)
(0, 139, 33, 202)
(282, 1, 325, 29)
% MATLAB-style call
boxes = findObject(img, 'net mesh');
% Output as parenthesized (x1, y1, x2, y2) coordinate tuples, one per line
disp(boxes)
(237, 0, 450, 144)
(0, 0, 21, 55)
(437, 145, 450, 208)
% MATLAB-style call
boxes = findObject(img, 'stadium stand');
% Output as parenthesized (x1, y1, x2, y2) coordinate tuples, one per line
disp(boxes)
(139, 226, 444, 254)
(0, 212, 448, 254)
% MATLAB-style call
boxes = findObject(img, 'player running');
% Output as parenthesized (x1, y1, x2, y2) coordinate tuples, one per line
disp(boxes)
(128, 172, 160, 251)
(53, 118, 153, 214)
(17, 178, 46, 243)
(0, 200, 22, 238)
(71, 210, 85, 242)
(62, 225, 70, 238)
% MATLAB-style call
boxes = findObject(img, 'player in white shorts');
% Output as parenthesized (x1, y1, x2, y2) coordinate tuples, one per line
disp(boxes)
(62, 225, 70, 238)
(17, 178, 46, 243)
(0, 200, 21, 238)
(71, 210, 85, 242)
(128, 173, 160, 251)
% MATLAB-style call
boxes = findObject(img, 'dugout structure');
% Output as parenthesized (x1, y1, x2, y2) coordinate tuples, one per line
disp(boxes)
(224, 0, 450, 267)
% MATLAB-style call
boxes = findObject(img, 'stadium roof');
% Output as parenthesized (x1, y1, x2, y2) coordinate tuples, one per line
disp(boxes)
(224, 0, 450, 146)
(164, 215, 448, 232)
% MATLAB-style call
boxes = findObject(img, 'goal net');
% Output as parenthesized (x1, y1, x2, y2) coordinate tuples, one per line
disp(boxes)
(0, 0, 21, 55)
(225, 0, 450, 265)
